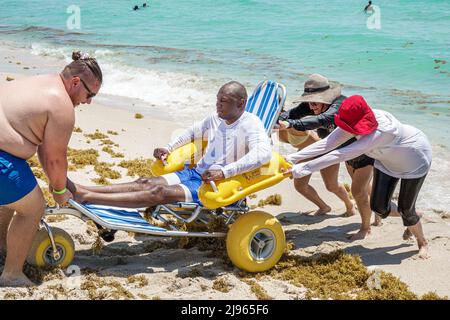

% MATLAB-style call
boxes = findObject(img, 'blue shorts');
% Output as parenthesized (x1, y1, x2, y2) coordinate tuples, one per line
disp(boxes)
(0, 150, 37, 206)
(162, 168, 202, 203)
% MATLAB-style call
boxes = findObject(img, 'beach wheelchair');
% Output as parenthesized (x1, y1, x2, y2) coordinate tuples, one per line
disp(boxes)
(29, 80, 291, 272)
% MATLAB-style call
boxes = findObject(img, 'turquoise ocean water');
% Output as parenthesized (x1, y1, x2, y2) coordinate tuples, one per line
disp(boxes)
(1, 0, 450, 209)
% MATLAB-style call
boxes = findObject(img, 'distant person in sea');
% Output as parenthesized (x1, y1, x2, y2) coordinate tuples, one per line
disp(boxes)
(143, 3, 147, 7)
(133, 5, 139, 11)
(364, 1, 374, 13)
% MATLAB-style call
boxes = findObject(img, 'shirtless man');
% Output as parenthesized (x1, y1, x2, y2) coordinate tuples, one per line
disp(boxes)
(0, 51, 102, 286)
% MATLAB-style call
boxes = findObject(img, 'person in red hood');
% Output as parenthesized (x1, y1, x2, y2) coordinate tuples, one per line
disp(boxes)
(286, 95, 431, 259)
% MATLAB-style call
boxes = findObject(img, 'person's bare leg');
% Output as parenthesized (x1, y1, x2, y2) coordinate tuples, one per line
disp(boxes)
(346, 165, 373, 241)
(373, 215, 382, 226)
(321, 164, 355, 216)
(75, 184, 186, 208)
(367, 181, 382, 226)
(293, 175, 331, 215)
(68, 176, 168, 195)
(402, 211, 424, 240)
(397, 175, 428, 258)
(406, 220, 428, 259)
(403, 225, 413, 240)
(387, 202, 401, 216)
(0, 207, 15, 256)
(379, 195, 420, 244)
(372, 199, 382, 226)
(0, 186, 45, 287)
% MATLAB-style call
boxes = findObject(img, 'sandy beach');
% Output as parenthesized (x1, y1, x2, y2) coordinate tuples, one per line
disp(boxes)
(1, 43, 450, 300)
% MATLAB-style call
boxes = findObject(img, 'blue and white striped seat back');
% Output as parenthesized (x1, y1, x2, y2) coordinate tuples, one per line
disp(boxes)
(245, 80, 287, 135)
(82, 204, 167, 232)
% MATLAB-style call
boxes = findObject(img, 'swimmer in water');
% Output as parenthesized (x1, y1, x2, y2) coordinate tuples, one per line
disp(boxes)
(364, 1, 374, 13)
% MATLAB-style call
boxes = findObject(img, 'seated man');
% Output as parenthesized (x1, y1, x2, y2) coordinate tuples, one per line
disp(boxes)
(71, 81, 272, 207)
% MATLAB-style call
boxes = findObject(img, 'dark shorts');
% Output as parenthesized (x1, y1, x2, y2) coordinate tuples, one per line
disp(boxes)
(334, 137, 374, 170)
(346, 154, 375, 170)
(0, 150, 37, 205)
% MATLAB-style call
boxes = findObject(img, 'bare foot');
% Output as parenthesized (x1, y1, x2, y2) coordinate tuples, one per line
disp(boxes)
(67, 180, 88, 201)
(66, 178, 77, 194)
(344, 210, 356, 217)
(418, 243, 429, 259)
(72, 188, 89, 204)
(348, 228, 371, 241)
(372, 215, 382, 227)
(403, 228, 413, 241)
(313, 206, 332, 216)
(299, 206, 331, 216)
(66, 179, 93, 204)
(343, 203, 356, 217)
(0, 273, 36, 287)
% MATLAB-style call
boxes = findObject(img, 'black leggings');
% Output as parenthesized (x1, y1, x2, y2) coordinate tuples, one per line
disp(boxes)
(370, 168, 427, 227)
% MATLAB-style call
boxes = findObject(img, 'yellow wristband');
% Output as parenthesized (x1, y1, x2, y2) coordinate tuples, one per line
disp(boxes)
(53, 187, 68, 195)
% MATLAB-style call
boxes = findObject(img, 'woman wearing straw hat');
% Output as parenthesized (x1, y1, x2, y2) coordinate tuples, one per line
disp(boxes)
(277, 75, 378, 230)
(285, 95, 431, 258)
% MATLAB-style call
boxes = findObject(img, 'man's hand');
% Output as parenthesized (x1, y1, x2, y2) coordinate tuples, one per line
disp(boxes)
(52, 189, 74, 206)
(201, 169, 225, 182)
(282, 168, 293, 179)
(153, 148, 170, 162)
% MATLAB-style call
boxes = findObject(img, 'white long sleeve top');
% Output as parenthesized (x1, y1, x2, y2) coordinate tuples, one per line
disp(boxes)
(286, 109, 432, 179)
(166, 112, 272, 178)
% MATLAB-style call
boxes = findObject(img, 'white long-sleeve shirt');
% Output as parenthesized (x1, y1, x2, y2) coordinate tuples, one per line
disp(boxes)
(286, 109, 432, 179)
(166, 112, 272, 178)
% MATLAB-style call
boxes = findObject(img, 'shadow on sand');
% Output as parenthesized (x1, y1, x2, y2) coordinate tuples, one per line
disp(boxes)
(276, 210, 350, 226)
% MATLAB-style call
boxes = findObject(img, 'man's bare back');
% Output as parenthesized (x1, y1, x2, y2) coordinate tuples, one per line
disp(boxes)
(0, 74, 74, 160)
(0, 52, 102, 287)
